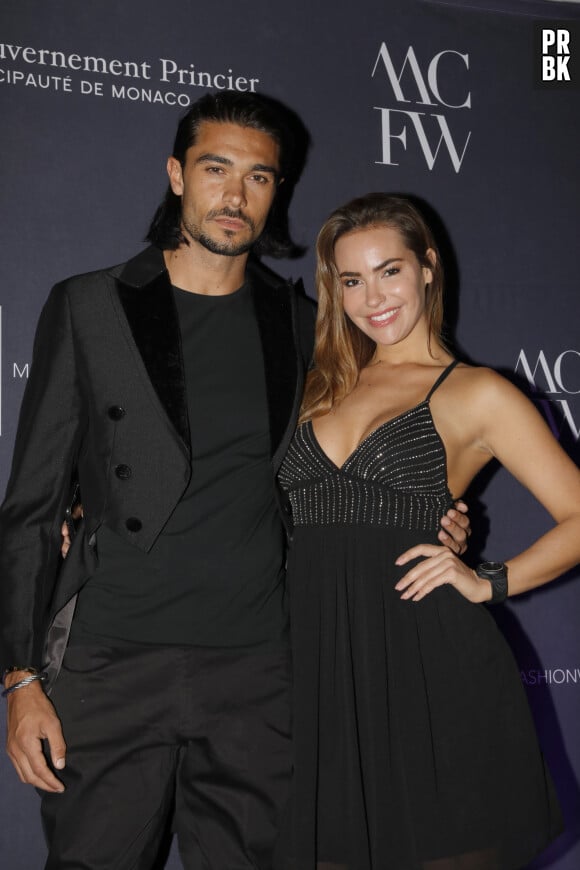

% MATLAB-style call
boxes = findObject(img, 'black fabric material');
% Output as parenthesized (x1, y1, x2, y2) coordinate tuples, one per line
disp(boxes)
(251, 264, 297, 462)
(41, 640, 292, 870)
(276, 367, 563, 869)
(0, 244, 315, 685)
(71, 282, 287, 647)
(117, 263, 191, 450)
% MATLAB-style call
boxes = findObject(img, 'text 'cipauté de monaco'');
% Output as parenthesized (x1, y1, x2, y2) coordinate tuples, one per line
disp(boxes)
(0, 43, 260, 92)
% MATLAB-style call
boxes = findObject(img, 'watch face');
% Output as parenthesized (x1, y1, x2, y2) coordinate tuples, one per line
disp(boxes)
(481, 561, 503, 573)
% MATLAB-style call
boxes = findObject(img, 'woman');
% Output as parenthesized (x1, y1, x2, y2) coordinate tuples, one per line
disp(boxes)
(276, 194, 580, 869)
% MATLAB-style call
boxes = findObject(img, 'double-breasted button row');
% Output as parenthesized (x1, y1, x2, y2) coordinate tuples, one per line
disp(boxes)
(108, 406, 139, 531)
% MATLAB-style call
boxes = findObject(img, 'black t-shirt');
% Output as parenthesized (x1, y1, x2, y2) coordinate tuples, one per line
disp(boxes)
(71, 281, 287, 647)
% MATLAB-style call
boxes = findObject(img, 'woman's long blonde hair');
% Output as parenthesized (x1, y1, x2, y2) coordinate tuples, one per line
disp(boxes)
(299, 193, 446, 423)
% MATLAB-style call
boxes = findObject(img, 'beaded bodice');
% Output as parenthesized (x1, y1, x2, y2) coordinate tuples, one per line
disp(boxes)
(278, 365, 458, 531)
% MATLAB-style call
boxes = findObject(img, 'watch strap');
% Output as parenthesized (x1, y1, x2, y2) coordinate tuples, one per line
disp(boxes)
(476, 561, 508, 605)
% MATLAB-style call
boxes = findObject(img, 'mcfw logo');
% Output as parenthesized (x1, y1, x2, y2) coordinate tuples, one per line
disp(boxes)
(516, 349, 580, 441)
(372, 44, 471, 173)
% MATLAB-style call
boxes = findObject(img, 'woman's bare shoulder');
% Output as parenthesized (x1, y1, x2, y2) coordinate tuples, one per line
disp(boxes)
(446, 363, 542, 434)
(450, 363, 522, 400)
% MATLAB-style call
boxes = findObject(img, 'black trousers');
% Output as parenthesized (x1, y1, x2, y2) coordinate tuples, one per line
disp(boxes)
(41, 640, 293, 870)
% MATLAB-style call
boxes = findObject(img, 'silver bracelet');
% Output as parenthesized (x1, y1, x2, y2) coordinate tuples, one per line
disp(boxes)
(2, 672, 47, 698)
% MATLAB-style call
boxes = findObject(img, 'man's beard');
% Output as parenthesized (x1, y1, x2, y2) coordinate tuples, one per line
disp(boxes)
(195, 232, 254, 257)
(183, 208, 259, 257)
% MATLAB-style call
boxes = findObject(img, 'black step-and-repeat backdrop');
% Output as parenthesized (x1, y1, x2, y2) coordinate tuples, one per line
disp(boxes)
(1, 1, 579, 867)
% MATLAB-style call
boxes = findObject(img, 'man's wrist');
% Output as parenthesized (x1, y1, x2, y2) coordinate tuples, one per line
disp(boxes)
(3, 666, 40, 689)
(2, 671, 48, 697)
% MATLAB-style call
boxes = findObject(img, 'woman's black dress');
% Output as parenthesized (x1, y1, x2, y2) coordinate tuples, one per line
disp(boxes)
(276, 362, 562, 870)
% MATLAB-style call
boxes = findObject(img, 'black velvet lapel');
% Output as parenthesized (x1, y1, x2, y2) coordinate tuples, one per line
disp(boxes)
(250, 261, 298, 459)
(112, 248, 298, 458)
(115, 247, 190, 449)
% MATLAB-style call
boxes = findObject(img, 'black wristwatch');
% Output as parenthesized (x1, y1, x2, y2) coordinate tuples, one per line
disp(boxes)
(476, 561, 508, 604)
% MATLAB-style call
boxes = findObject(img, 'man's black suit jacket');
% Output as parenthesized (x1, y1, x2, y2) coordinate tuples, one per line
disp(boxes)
(0, 245, 315, 687)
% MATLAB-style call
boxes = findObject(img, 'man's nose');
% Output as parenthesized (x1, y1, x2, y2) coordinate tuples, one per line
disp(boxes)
(223, 176, 246, 207)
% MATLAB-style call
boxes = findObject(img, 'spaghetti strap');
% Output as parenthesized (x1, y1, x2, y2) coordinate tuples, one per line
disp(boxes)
(425, 359, 459, 401)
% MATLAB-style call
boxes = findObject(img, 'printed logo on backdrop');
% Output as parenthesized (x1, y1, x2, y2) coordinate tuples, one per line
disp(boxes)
(0, 42, 261, 106)
(533, 21, 579, 90)
(515, 350, 580, 441)
(372, 44, 471, 173)
(0, 308, 30, 439)
(521, 668, 580, 687)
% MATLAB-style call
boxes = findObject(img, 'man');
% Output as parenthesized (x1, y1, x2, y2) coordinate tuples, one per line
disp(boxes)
(0, 92, 468, 869)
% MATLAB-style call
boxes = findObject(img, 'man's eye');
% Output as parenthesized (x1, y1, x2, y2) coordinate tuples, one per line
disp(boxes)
(251, 174, 269, 184)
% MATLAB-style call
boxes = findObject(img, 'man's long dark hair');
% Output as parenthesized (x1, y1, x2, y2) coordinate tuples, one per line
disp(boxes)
(146, 92, 307, 259)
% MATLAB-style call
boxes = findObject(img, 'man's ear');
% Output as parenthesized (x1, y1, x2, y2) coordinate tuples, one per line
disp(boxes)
(167, 156, 184, 196)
